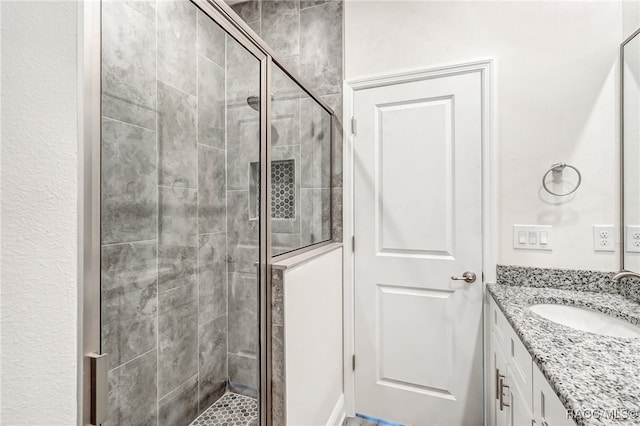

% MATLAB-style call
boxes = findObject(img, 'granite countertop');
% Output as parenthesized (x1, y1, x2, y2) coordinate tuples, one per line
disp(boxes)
(487, 284, 640, 425)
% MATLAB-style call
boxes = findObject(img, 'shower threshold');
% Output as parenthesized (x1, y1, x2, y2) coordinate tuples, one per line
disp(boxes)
(190, 392, 258, 426)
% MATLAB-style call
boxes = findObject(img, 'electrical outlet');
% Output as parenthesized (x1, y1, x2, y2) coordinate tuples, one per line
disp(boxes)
(593, 225, 615, 252)
(626, 226, 640, 253)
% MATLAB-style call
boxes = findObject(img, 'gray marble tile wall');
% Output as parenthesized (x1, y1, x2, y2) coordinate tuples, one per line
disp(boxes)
(101, 2, 238, 424)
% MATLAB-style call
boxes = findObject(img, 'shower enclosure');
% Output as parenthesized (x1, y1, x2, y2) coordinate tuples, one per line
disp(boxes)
(81, 0, 336, 424)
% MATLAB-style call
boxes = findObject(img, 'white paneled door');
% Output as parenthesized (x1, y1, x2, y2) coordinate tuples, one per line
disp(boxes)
(353, 70, 484, 425)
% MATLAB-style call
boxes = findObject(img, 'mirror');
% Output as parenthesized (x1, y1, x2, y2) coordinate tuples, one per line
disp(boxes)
(622, 29, 640, 272)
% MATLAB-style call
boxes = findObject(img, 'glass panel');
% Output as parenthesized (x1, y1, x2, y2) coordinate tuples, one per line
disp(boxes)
(224, 15, 262, 413)
(100, 2, 261, 424)
(624, 32, 640, 273)
(271, 63, 333, 256)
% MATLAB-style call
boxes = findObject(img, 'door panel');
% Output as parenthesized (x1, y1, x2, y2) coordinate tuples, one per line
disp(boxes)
(354, 71, 484, 425)
(376, 98, 454, 257)
(377, 285, 454, 395)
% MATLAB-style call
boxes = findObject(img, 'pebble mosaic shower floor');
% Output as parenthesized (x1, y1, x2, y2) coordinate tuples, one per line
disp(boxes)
(190, 392, 258, 426)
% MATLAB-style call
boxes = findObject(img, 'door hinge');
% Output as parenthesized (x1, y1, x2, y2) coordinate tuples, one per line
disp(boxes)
(352, 354, 356, 371)
(351, 117, 357, 136)
(352, 235, 355, 252)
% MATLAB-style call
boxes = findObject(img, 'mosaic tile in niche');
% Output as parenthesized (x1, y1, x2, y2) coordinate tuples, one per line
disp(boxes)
(271, 160, 295, 219)
(250, 160, 296, 220)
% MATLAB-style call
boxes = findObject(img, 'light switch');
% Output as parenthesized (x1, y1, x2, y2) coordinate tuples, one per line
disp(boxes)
(518, 231, 527, 244)
(540, 232, 548, 245)
(513, 225, 552, 251)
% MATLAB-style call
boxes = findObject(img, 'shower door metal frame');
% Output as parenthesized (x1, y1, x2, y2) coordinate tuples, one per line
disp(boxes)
(620, 27, 640, 274)
(79, 0, 102, 424)
(80, 0, 337, 424)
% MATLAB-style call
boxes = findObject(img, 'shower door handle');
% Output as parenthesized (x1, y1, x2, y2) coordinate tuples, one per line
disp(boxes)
(88, 353, 108, 425)
(450, 271, 477, 283)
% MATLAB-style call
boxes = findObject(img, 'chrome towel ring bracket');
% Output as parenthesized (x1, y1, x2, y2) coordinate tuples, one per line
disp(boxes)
(542, 162, 582, 196)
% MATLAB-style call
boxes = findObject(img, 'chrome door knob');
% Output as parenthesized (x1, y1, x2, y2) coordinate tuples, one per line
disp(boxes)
(451, 271, 477, 283)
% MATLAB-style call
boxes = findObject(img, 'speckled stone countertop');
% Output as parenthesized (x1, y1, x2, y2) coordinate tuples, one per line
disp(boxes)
(487, 283, 640, 425)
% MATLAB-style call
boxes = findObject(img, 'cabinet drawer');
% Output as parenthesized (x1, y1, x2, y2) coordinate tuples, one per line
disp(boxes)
(533, 363, 576, 426)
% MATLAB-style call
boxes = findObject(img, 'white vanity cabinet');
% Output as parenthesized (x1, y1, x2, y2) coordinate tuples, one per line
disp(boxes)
(488, 294, 576, 426)
(532, 366, 575, 426)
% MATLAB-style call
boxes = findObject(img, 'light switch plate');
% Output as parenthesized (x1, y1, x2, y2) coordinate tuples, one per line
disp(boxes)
(626, 225, 640, 253)
(593, 225, 615, 252)
(513, 225, 552, 251)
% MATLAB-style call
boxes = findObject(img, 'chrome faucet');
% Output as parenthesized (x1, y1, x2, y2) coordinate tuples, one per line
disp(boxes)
(611, 270, 640, 282)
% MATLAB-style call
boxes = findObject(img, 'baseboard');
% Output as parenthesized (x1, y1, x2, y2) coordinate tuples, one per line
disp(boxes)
(326, 393, 346, 426)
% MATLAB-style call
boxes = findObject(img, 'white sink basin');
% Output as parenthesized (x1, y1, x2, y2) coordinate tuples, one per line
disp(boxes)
(528, 304, 640, 338)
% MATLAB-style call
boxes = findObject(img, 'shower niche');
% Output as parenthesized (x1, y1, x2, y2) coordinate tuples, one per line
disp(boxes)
(250, 160, 296, 221)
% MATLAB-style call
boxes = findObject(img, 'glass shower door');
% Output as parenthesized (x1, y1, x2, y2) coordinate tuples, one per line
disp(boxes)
(100, 1, 263, 424)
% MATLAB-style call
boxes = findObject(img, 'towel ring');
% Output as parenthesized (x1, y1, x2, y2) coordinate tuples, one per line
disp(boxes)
(542, 163, 582, 196)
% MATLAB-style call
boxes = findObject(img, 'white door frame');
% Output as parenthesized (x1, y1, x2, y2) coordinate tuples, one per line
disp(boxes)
(342, 59, 496, 423)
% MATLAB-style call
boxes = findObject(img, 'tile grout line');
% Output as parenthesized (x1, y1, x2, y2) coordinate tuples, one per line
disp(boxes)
(200, 310, 228, 329)
(158, 281, 196, 296)
(157, 184, 198, 190)
(197, 143, 225, 151)
(108, 347, 157, 374)
(300, 0, 334, 12)
(157, 76, 197, 98)
(198, 49, 225, 73)
(155, 2, 160, 425)
(198, 230, 226, 236)
(102, 115, 156, 133)
(159, 372, 199, 403)
(224, 30, 230, 397)
(101, 238, 158, 248)
(196, 10, 201, 416)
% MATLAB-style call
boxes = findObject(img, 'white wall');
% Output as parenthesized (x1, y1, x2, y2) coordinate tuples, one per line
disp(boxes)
(284, 247, 344, 425)
(345, 0, 639, 271)
(1, 1, 79, 424)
